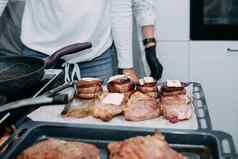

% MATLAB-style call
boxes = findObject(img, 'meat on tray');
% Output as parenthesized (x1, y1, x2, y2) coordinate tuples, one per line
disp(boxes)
(107, 75, 135, 102)
(76, 78, 103, 99)
(93, 104, 123, 121)
(108, 131, 187, 159)
(63, 93, 125, 121)
(16, 138, 101, 159)
(137, 77, 158, 98)
(124, 92, 160, 121)
(16, 131, 186, 159)
(63, 104, 94, 118)
(161, 102, 193, 124)
(107, 75, 135, 93)
(63, 78, 194, 124)
(161, 89, 186, 96)
(159, 80, 192, 123)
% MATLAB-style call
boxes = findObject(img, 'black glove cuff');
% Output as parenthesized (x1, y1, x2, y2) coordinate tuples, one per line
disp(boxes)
(143, 38, 156, 46)
(145, 46, 156, 57)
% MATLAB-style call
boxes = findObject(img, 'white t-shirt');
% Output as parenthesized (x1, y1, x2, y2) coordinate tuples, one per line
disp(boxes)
(132, 0, 155, 26)
(0, 0, 7, 15)
(21, 0, 133, 68)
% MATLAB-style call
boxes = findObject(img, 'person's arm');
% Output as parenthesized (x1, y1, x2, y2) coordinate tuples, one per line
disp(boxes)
(132, 0, 156, 47)
(132, 0, 155, 27)
(110, 0, 139, 83)
(142, 25, 156, 47)
(132, 0, 163, 80)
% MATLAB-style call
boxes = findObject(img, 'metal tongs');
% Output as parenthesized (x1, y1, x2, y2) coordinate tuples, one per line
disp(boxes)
(0, 82, 75, 114)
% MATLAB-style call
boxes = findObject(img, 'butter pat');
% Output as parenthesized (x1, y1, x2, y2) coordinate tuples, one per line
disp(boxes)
(107, 74, 127, 83)
(139, 77, 155, 85)
(102, 93, 124, 106)
(81, 77, 100, 81)
(167, 80, 182, 87)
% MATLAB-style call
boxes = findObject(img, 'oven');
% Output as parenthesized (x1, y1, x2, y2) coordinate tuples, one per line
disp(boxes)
(190, 0, 238, 40)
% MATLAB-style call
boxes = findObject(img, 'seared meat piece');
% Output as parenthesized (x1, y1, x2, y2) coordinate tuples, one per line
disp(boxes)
(138, 86, 158, 98)
(107, 75, 135, 93)
(93, 104, 123, 121)
(63, 105, 94, 118)
(107, 75, 135, 103)
(161, 89, 186, 96)
(108, 82, 135, 93)
(65, 104, 123, 122)
(77, 92, 102, 99)
(138, 77, 158, 98)
(17, 138, 101, 159)
(160, 80, 186, 93)
(161, 102, 193, 123)
(138, 85, 158, 93)
(159, 80, 192, 123)
(93, 93, 124, 121)
(77, 86, 102, 94)
(64, 93, 124, 121)
(124, 92, 160, 121)
(76, 78, 102, 99)
(108, 131, 187, 159)
(160, 91, 192, 124)
(144, 91, 158, 98)
(160, 94, 188, 105)
(160, 80, 193, 123)
(76, 78, 102, 88)
(161, 86, 185, 92)
(62, 99, 96, 118)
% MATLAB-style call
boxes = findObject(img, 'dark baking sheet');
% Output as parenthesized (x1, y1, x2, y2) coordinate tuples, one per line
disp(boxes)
(2, 123, 237, 159)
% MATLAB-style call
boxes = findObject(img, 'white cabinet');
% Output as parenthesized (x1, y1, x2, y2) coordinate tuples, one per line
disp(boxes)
(190, 42, 238, 147)
(154, 0, 189, 41)
(143, 42, 189, 81)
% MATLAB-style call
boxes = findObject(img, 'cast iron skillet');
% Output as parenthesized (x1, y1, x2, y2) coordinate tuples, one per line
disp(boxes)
(0, 42, 92, 97)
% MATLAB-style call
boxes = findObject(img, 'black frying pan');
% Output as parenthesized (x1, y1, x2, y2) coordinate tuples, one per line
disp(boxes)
(0, 42, 92, 97)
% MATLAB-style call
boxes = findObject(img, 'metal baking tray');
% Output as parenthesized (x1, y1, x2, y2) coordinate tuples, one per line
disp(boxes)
(25, 82, 213, 131)
(190, 82, 212, 130)
(1, 123, 237, 159)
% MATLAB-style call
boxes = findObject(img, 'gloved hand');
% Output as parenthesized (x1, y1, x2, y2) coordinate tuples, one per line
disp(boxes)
(145, 46, 163, 80)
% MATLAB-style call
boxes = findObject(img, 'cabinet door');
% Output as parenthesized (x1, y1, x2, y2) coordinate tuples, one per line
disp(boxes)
(154, 0, 189, 41)
(143, 42, 189, 81)
(190, 42, 238, 147)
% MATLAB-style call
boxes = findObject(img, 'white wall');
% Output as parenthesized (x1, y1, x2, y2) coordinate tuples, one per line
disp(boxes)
(154, 0, 190, 41)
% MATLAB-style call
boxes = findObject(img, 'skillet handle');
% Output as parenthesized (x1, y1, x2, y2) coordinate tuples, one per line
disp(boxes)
(45, 42, 92, 68)
(0, 94, 68, 114)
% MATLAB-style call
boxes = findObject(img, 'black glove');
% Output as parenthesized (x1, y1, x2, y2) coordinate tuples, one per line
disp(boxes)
(145, 46, 163, 80)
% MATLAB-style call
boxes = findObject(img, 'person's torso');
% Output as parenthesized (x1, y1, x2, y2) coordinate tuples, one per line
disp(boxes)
(21, 0, 112, 63)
